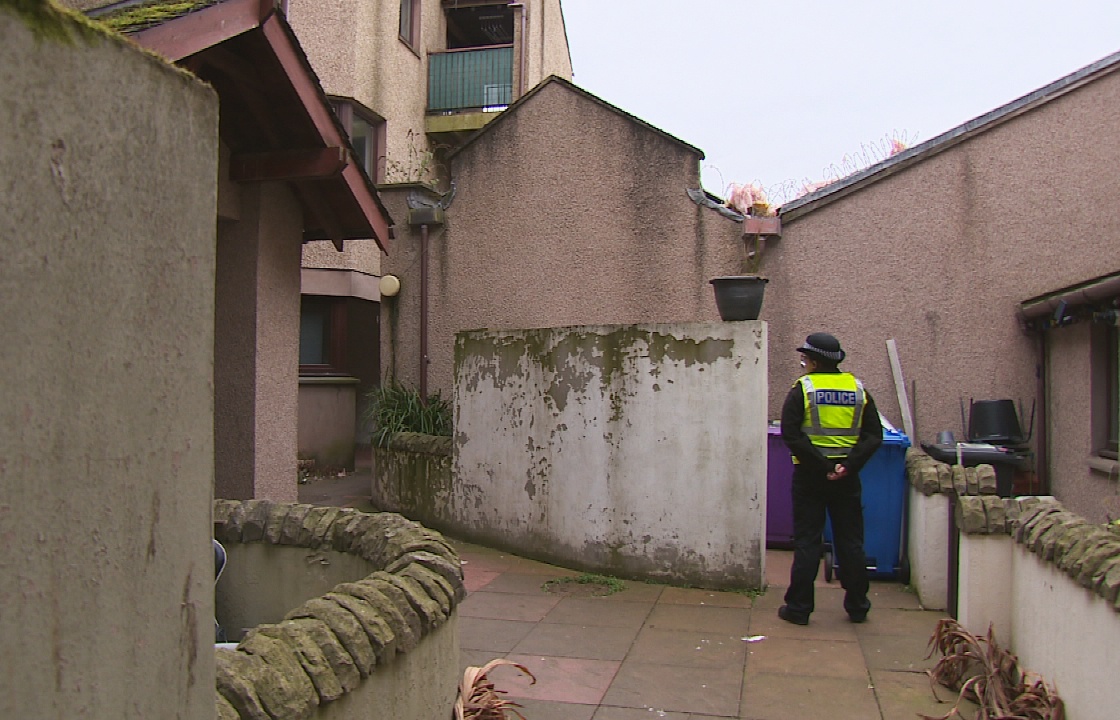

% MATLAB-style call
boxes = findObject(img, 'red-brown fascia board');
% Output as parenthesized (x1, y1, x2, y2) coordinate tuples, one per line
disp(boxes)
(132, 0, 391, 251)
(257, 16, 390, 248)
(131, 0, 271, 62)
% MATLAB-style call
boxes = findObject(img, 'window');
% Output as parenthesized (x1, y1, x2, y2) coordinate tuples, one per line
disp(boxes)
(399, 0, 420, 50)
(300, 296, 347, 375)
(1092, 314, 1119, 459)
(329, 98, 385, 183)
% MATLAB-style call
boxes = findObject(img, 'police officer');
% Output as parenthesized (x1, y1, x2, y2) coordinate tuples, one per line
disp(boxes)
(778, 333, 882, 625)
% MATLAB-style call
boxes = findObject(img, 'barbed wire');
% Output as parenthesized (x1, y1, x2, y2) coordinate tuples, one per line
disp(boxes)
(706, 129, 919, 208)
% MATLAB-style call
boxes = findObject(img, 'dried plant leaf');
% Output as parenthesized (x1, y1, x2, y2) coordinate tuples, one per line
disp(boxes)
(454, 659, 536, 720)
(924, 619, 1063, 720)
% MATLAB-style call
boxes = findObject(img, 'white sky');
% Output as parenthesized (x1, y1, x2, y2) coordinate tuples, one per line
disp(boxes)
(560, 1, 1120, 203)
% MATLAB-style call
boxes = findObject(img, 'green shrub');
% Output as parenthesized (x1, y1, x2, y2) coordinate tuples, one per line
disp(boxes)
(364, 383, 452, 448)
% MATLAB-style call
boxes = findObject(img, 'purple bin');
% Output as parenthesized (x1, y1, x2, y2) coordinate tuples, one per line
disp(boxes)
(767, 425, 796, 548)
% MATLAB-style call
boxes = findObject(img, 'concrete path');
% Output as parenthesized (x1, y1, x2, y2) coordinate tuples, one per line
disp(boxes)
(300, 473, 977, 719)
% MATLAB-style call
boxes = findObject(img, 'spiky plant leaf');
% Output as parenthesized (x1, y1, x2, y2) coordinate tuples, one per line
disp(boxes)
(454, 659, 535, 720)
(923, 619, 1063, 720)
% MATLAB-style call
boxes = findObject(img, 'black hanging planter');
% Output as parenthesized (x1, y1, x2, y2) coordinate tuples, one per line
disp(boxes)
(710, 275, 768, 321)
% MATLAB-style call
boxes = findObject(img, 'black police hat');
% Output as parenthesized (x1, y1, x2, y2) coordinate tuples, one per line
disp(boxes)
(797, 332, 845, 363)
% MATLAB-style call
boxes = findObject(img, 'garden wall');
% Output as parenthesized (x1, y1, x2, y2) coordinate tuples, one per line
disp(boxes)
(955, 497, 1120, 720)
(451, 322, 769, 589)
(905, 450, 1000, 610)
(372, 432, 454, 530)
(211, 500, 464, 720)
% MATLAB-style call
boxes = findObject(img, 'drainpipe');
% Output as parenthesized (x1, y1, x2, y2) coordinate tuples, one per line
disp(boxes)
(1035, 330, 1049, 494)
(513, 3, 526, 97)
(420, 222, 429, 402)
(408, 205, 446, 402)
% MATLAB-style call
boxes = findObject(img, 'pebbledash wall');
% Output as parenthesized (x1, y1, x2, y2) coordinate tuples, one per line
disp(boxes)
(212, 500, 464, 720)
(770, 58, 1120, 523)
(1, 9, 218, 720)
(380, 78, 746, 400)
(905, 451, 1120, 720)
(447, 322, 768, 589)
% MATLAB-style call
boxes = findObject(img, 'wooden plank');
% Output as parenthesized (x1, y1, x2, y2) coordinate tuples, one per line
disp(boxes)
(131, 0, 265, 62)
(230, 147, 348, 182)
(886, 339, 915, 440)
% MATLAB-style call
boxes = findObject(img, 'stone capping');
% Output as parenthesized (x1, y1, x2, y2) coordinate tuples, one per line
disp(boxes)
(1013, 501, 1120, 613)
(212, 499, 465, 720)
(905, 448, 998, 497)
(384, 431, 453, 456)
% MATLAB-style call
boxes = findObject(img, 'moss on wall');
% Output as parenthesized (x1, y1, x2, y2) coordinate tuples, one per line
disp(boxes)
(96, 0, 220, 32)
(372, 435, 454, 529)
(2, 0, 107, 43)
(456, 326, 733, 413)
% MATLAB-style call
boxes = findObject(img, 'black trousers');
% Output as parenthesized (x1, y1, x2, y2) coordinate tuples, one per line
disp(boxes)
(783, 464, 871, 618)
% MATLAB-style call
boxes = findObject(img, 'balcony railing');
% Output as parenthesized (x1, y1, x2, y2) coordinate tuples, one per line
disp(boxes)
(428, 45, 513, 113)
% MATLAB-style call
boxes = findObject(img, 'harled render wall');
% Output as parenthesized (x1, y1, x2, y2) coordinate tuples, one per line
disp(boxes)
(771, 68, 1120, 521)
(382, 80, 746, 397)
(0, 12, 217, 720)
(215, 182, 303, 502)
(528, 0, 574, 86)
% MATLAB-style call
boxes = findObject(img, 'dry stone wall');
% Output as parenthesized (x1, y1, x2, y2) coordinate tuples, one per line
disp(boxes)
(906, 448, 999, 496)
(212, 500, 465, 720)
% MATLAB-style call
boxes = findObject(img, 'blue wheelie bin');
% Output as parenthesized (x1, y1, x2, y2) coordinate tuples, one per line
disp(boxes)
(824, 426, 911, 581)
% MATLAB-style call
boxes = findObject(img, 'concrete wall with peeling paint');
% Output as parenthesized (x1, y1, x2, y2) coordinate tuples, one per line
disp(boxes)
(453, 323, 768, 589)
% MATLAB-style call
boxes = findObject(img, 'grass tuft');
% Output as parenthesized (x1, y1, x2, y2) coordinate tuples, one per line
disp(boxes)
(543, 573, 627, 596)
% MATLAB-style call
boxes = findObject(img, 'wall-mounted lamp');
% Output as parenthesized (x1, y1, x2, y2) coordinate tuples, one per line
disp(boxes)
(379, 274, 401, 298)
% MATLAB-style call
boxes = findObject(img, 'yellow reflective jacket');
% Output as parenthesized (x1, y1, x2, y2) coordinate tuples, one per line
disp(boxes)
(793, 372, 866, 462)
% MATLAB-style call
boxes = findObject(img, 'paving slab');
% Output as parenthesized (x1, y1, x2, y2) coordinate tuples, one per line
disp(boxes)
(503, 555, 582, 576)
(740, 671, 879, 720)
(748, 611, 860, 645)
(657, 586, 754, 608)
(860, 630, 940, 672)
(560, 581, 665, 603)
(643, 604, 752, 635)
(764, 549, 837, 590)
(748, 585, 786, 610)
(513, 622, 641, 661)
(491, 653, 621, 705)
(592, 706, 689, 720)
(870, 668, 979, 720)
(478, 571, 555, 595)
(600, 660, 743, 716)
(458, 616, 536, 653)
(514, 697, 597, 720)
(855, 607, 945, 637)
(462, 567, 500, 592)
(457, 590, 562, 622)
(460, 647, 500, 671)
(543, 598, 656, 629)
(455, 544, 518, 572)
(744, 636, 868, 680)
(628, 627, 748, 669)
(869, 582, 924, 610)
(593, 707, 690, 720)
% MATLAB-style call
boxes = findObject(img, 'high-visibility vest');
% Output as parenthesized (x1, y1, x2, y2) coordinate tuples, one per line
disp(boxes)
(792, 372, 866, 462)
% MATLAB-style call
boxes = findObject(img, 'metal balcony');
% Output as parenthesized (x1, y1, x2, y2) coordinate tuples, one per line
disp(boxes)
(427, 45, 513, 113)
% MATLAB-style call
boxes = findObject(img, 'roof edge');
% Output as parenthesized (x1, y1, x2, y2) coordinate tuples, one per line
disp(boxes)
(447, 75, 705, 161)
(780, 48, 1120, 222)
